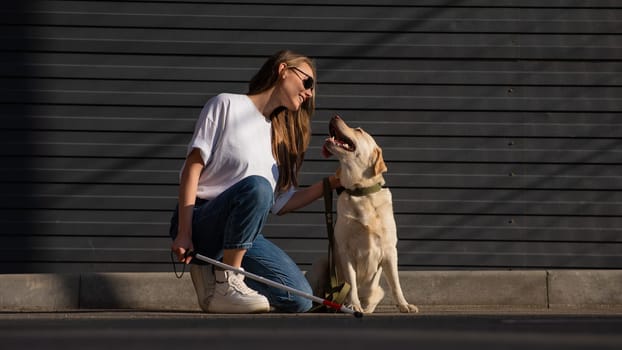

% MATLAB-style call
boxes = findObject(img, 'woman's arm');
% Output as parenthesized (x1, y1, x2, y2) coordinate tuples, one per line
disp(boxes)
(276, 175, 340, 215)
(171, 148, 204, 264)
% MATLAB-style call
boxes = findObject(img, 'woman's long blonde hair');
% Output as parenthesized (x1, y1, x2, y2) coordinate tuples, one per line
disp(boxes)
(248, 50, 316, 193)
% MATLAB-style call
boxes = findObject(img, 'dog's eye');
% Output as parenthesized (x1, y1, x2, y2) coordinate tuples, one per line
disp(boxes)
(355, 128, 363, 133)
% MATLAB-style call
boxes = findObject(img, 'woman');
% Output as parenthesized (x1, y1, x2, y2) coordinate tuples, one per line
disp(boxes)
(170, 50, 340, 313)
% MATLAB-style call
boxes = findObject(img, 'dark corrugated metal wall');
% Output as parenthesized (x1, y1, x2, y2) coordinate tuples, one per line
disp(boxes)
(1, 0, 620, 272)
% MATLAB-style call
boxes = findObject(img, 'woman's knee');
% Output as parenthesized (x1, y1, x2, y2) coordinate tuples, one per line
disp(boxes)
(280, 288, 313, 313)
(245, 276, 313, 313)
(236, 176, 274, 209)
(276, 274, 314, 313)
(264, 279, 313, 313)
(243, 236, 313, 313)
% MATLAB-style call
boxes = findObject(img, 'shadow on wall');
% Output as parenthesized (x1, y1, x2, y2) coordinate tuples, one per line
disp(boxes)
(0, 3, 136, 311)
(1, 2, 187, 275)
(0, 2, 37, 273)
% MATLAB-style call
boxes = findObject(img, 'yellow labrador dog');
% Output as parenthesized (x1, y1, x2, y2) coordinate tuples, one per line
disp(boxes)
(320, 115, 418, 314)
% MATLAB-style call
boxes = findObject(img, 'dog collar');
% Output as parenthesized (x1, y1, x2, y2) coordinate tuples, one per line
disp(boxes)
(342, 183, 383, 197)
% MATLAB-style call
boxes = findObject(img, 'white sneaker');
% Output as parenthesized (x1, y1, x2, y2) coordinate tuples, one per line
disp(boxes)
(207, 269, 270, 313)
(190, 264, 216, 312)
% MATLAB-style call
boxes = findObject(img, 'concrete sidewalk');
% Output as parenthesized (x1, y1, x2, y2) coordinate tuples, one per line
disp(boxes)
(1, 270, 621, 313)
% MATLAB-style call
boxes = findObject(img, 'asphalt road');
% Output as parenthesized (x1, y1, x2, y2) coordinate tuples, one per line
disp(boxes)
(0, 312, 621, 350)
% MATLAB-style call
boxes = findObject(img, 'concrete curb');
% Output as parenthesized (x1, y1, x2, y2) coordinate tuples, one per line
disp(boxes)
(1, 270, 621, 313)
(548, 270, 622, 309)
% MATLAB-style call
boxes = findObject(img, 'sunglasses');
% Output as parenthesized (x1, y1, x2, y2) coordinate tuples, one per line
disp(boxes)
(287, 66, 315, 91)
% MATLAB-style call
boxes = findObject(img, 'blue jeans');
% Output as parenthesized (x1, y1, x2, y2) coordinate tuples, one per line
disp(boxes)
(170, 175, 312, 313)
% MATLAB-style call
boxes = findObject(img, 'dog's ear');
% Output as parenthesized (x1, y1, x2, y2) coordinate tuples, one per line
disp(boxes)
(373, 147, 388, 175)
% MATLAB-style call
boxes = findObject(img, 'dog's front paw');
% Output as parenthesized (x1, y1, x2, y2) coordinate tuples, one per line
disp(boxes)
(398, 303, 419, 313)
(347, 303, 364, 313)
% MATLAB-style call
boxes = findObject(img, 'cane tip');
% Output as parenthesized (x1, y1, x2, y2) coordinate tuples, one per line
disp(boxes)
(353, 311, 363, 318)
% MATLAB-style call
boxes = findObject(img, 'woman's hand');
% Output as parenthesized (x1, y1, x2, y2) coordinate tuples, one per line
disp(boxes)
(171, 234, 194, 264)
(328, 174, 342, 190)
(277, 174, 343, 215)
(173, 148, 204, 265)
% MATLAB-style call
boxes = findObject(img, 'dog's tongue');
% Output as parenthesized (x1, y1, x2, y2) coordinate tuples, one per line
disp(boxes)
(322, 142, 333, 158)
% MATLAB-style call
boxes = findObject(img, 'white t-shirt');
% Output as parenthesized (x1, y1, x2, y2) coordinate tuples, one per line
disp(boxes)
(183, 93, 295, 213)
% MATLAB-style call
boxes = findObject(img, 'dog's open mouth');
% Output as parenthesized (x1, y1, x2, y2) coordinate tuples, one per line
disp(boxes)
(322, 116, 356, 158)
